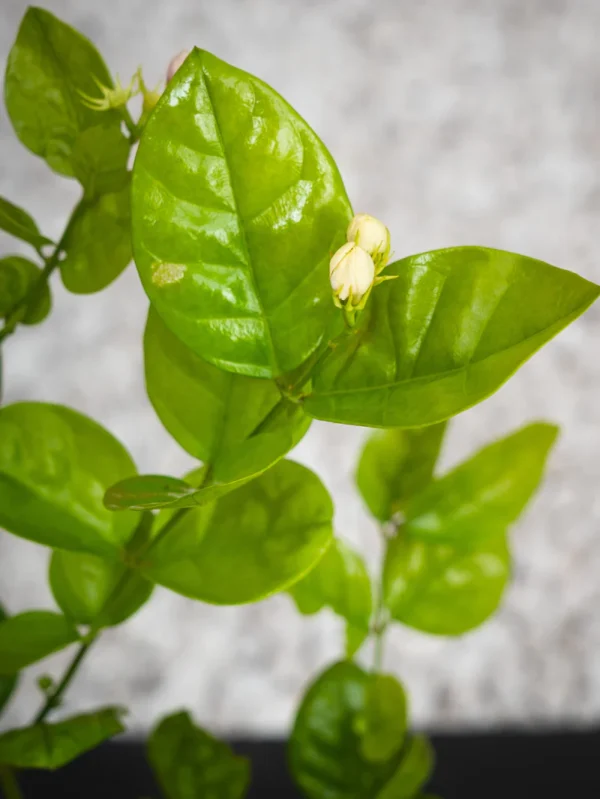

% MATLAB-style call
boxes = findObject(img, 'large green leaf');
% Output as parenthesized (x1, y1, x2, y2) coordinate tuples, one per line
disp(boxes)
(148, 711, 250, 799)
(289, 538, 372, 656)
(4, 7, 128, 183)
(376, 736, 434, 799)
(402, 423, 558, 546)
(60, 179, 132, 293)
(0, 196, 52, 253)
(289, 662, 427, 799)
(0, 605, 18, 714)
(0, 611, 79, 675)
(304, 248, 600, 427)
(356, 424, 447, 522)
(0, 707, 125, 769)
(132, 48, 352, 378)
(49, 550, 153, 627)
(0, 256, 51, 325)
(142, 460, 333, 604)
(144, 309, 310, 463)
(0, 403, 139, 557)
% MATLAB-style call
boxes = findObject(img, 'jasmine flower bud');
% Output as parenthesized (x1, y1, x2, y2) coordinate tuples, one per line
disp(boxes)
(347, 213, 391, 272)
(330, 242, 375, 309)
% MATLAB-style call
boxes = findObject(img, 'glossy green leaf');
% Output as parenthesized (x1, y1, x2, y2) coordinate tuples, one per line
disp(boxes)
(0, 611, 79, 675)
(148, 711, 250, 799)
(289, 538, 372, 656)
(144, 309, 310, 464)
(49, 550, 153, 627)
(290, 661, 407, 799)
(0, 402, 139, 557)
(356, 424, 447, 522)
(60, 179, 132, 293)
(305, 248, 600, 427)
(132, 47, 352, 378)
(0, 256, 51, 325)
(403, 423, 558, 546)
(4, 7, 128, 182)
(376, 736, 434, 799)
(0, 707, 125, 769)
(0, 196, 52, 252)
(383, 532, 510, 636)
(142, 460, 333, 604)
(0, 605, 18, 714)
(360, 675, 408, 764)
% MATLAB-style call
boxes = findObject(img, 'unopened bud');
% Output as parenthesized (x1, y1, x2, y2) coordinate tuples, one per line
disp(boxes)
(167, 50, 191, 83)
(329, 242, 375, 309)
(347, 213, 390, 271)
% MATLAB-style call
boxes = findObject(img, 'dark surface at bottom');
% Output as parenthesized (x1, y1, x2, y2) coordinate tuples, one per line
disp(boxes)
(4, 730, 599, 797)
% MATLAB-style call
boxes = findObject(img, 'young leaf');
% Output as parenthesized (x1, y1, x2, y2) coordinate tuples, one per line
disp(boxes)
(289, 539, 372, 656)
(0, 611, 79, 675)
(0, 256, 51, 325)
(383, 532, 510, 636)
(142, 460, 334, 604)
(403, 423, 558, 545)
(289, 662, 415, 799)
(144, 309, 310, 464)
(0, 196, 52, 252)
(4, 7, 128, 182)
(0, 605, 18, 714)
(49, 550, 153, 627)
(59, 178, 132, 293)
(360, 675, 408, 764)
(304, 248, 600, 427)
(148, 711, 250, 799)
(132, 48, 352, 379)
(356, 424, 447, 522)
(70, 123, 130, 199)
(0, 402, 139, 557)
(376, 735, 434, 799)
(0, 707, 126, 769)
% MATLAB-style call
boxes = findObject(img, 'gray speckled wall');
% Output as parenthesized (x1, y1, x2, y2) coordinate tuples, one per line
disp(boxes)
(1, 0, 600, 735)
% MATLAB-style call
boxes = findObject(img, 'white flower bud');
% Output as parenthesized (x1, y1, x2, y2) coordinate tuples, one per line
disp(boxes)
(166, 50, 191, 83)
(346, 213, 390, 270)
(329, 242, 375, 307)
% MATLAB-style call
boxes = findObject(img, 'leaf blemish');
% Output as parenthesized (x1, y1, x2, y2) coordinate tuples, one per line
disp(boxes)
(151, 262, 187, 287)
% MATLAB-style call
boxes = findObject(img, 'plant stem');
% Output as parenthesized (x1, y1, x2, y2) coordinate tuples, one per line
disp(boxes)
(0, 766, 23, 799)
(33, 638, 96, 725)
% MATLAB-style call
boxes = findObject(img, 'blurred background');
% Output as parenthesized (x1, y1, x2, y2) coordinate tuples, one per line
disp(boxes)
(1, 0, 599, 738)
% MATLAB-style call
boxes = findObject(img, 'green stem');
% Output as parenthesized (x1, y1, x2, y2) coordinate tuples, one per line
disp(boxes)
(0, 766, 23, 799)
(372, 523, 393, 673)
(33, 638, 96, 725)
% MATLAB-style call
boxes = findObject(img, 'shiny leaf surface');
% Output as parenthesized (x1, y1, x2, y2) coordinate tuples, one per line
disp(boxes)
(305, 248, 600, 427)
(0, 611, 79, 675)
(132, 48, 352, 378)
(0, 403, 139, 556)
(289, 538, 372, 656)
(0, 196, 52, 252)
(143, 460, 333, 604)
(4, 7, 127, 181)
(0, 707, 125, 769)
(144, 309, 310, 463)
(356, 424, 447, 522)
(0, 256, 51, 325)
(49, 550, 153, 627)
(148, 711, 250, 799)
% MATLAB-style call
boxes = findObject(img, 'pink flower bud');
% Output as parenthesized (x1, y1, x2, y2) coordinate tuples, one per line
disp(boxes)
(166, 50, 191, 83)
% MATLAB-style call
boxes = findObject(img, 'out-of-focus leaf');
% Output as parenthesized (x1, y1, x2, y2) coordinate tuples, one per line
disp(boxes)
(0, 611, 79, 675)
(0, 605, 18, 713)
(0, 196, 52, 252)
(0, 256, 51, 325)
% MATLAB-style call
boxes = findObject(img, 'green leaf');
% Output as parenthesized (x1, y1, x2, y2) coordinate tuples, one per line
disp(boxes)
(360, 675, 408, 764)
(0, 611, 79, 675)
(142, 460, 333, 604)
(4, 7, 127, 183)
(403, 423, 558, 546)
(148, 711, 250, 799)
(289, 661, 409, 799)
(132, 48, 352, 378)
(304, 248, 600, 427)
(60, 179, 132, 293)
(289, 539, 372, 656)
(0, 707, 126, 769)
(70, 123, 130, 198)
(49, 550, 153, 627)
(356, 424, 447, 522)
(0, 196, 52, 252)
(376, 736, 434, 799)
(0, 256, 51, 325)
(0, 605, 18, 714)
(144, 309, 310, 464)
(0, 402, 139, 557)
